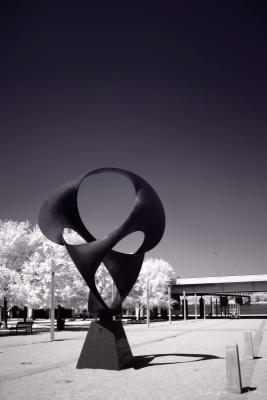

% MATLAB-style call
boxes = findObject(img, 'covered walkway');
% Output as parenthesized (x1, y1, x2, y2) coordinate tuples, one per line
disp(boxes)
(171, 274, 267, 319)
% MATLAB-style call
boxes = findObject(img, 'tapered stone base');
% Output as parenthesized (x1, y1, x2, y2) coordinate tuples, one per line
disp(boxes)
(76, 320, 133, 370)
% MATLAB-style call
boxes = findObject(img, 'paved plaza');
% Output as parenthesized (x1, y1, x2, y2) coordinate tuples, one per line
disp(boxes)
(0, 319, 267, 400)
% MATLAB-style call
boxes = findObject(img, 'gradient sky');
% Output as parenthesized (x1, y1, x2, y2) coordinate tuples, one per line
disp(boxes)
(1, 2, 266, 277)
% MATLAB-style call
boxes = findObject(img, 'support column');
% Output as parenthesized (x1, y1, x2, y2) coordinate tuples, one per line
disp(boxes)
(183, 291, 187, 322)
(199, 296, 204, 319)
(168, 286, 172, 324)
(210, 296, 212, 318)
(194, 294, 198, 319)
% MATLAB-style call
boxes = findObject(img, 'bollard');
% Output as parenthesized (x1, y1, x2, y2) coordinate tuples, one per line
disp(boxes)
(244, 330, 254, 360)
(226, 343, 242, 394)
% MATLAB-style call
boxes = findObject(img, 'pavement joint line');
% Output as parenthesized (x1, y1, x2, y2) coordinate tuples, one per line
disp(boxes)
(131, 332, 191, 348)
(0, 336, 83, 350)
(0, 359, 78, 383)
(130, 321, 228, 348)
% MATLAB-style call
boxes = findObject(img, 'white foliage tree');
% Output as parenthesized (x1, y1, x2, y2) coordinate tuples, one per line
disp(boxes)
(95, 263, 114, 307)
(0, 220, 37, 327)
(0, 220, 177, 324)
(23, 226, 89, 312)
(0, 268, 26, 307)
(124, 258, 177, 317)
(0, 221, 89, 326)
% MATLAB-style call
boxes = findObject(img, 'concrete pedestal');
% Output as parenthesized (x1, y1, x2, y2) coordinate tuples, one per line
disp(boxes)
(76, 320, 133, 370)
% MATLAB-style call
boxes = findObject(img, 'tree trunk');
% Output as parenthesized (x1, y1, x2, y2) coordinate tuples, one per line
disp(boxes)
(23, 306, 27, 323)
(135, 305, 140, 320)
(3, 296, 8, 329)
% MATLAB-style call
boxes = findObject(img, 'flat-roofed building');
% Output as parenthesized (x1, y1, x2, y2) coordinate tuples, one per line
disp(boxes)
(172, 274, 267, 296)
(171, 274, 267, 319)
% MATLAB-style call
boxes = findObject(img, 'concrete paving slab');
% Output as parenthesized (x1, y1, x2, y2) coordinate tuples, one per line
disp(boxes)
(0, 319, 266, 400)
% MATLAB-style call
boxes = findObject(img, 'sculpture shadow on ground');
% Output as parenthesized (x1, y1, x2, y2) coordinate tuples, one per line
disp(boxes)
(132, 352, 223, 370)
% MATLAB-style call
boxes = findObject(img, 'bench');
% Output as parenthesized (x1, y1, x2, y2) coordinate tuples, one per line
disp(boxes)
(10, 321, 34, 334)
(123, 318, 146, 325)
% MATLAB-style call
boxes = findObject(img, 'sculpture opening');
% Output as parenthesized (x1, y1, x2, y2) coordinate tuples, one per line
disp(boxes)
(78, 172, 135, 239)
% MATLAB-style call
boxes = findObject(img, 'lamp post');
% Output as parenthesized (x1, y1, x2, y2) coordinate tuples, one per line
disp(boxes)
(146, 280, 150, 327)
(50, 259, 55, 342)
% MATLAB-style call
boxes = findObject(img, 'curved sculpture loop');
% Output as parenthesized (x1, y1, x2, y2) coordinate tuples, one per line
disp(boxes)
(38, 167, 165, 321)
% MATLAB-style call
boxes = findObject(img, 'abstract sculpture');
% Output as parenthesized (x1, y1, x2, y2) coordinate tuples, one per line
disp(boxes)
(38, 168, 165, 370)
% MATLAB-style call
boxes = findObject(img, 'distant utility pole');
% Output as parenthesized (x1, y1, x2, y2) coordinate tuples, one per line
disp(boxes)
(214, 251, 220, 276)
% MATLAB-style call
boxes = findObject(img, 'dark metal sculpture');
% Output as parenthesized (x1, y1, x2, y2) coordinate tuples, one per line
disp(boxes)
(38, 167, 165, 369)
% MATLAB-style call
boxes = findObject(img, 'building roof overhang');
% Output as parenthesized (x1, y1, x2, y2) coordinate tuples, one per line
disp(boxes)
(171, 274, 267, 295)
